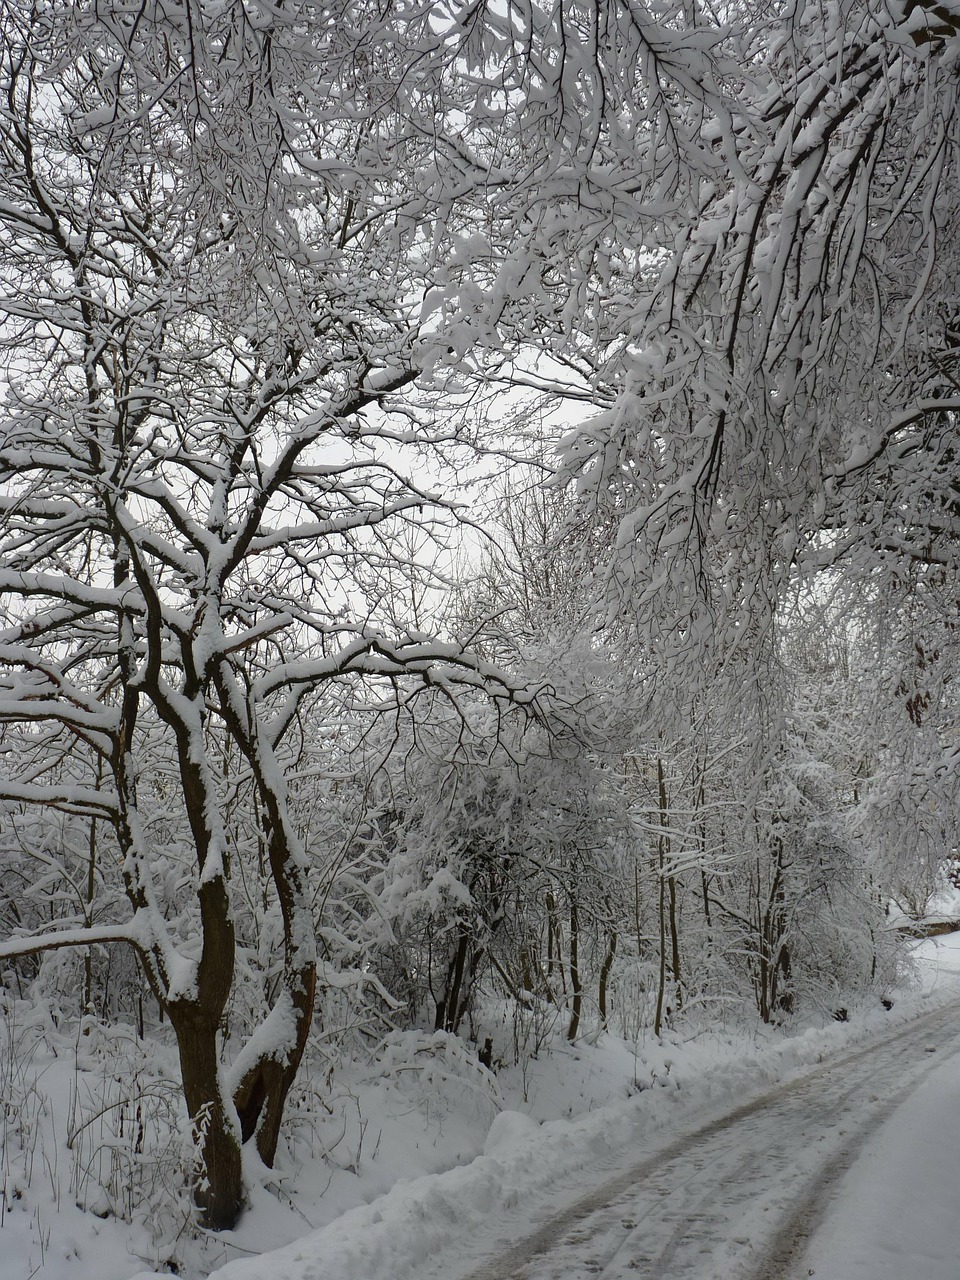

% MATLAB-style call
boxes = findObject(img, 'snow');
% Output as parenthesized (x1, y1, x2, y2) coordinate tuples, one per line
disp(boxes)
(482, 1110, 540, 1157)
(5, 936, 960, 1280)
(798, 1052, 960, 1280)
(795, 934, 960, 1280)
(194, 946, 960, 1280)
(887, 880, 960, 930)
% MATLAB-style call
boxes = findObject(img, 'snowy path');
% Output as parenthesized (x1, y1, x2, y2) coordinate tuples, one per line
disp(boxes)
(441, 1000, 960, 1280)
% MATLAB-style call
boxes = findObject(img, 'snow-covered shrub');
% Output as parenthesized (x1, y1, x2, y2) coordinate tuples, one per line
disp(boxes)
(372, 1029, 503, 1128)
(0, 994, 211, 1273)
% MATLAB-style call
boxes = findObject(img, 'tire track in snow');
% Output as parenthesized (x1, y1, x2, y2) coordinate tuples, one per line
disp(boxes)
(455, 1000, 960, 1280)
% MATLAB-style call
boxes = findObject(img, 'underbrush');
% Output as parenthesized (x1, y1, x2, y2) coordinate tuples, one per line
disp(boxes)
(0, 996, 202, 1277)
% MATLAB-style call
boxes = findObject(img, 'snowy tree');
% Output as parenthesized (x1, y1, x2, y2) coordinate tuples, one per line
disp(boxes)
(509, 1, 960, 962)
(2, 0, 959, 1236)
(439, 0, 960, 674)
(0, 0, 537, 1227)
(624, 3, 953, 666)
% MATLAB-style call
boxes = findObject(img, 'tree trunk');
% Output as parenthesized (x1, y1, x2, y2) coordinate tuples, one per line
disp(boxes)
(435, 923, 472, 1034)
(655, 848, 667, 1037)
(171, 1003, 244, 1230)
(598, 910, 618, 1030)
(545, 890, 561, 982)
(668, 865, 682, 1010)
(232, 980, 317, 1164)
(217, 710, 319, 1168)
(567, 894, 582, 1040)
(654, 757, 673, 1035)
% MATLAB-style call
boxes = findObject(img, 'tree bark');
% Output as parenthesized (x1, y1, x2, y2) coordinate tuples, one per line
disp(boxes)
(170, 1000, 243, 1231)
(598, 912, 618, 1030)
(567, 894, 582, 1040)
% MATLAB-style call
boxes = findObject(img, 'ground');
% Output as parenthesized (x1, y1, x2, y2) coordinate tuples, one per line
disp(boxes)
(4, 936, 960, 1280)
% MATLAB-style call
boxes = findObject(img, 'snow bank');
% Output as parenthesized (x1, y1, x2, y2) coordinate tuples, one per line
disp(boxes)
(185, 937, 960, 1280)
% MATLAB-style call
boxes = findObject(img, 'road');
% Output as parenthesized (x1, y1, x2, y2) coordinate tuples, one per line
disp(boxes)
(441, 1000, 960, 1280)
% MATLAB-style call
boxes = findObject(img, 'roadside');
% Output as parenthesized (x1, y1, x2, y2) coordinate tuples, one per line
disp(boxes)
(181, 934, 960, 1280)
(458, 998, 960, 1280)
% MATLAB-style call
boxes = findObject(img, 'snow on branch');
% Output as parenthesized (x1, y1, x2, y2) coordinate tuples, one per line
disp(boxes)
(0, 780, 118, 818)
(0, 921, 147, 963)
(252, 635, 546, 709)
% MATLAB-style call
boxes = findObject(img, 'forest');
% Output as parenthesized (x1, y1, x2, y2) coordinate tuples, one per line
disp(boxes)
(0, 0, 958, 1270)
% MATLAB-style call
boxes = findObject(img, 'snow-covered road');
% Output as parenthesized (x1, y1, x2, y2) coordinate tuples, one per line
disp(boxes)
(444, 1000, 960, 1280)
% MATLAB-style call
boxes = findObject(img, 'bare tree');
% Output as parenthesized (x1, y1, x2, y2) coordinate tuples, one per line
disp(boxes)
(0, 0, 534, 1228)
